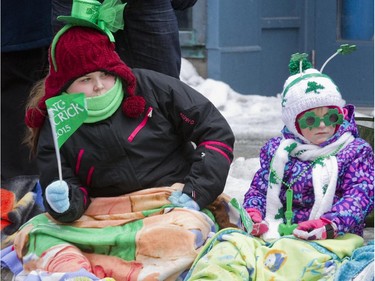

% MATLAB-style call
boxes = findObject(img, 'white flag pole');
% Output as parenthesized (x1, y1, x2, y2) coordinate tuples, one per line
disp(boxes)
(47, 109, 63, 182)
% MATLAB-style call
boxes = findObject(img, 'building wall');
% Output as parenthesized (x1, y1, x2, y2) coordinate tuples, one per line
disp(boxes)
(181, 0, 374, 107)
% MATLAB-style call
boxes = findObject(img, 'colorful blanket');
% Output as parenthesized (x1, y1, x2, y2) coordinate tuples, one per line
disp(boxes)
(1, 175, 44, 249)
(184, 228, 369, 281)
(7, 184, 251, 281)
(335, 240, 374, 281)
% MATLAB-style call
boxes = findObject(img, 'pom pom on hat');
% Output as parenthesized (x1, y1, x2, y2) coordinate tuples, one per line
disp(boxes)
(281, 54, 345, 141)
(25, 107, 46, 129)
(122, 96, 147, 118)
(288, 53, 313, 75)
(25, 26, 145, 129)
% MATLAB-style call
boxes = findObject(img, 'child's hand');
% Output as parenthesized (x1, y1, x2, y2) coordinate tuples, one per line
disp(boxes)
(45, 180, 70, 213)
(251, 221, 269, 236)
(293, 218, 336, 240)
(246, 208, 269, 236)
(246, 208, 262, 223)
(169, 191, 200, 211)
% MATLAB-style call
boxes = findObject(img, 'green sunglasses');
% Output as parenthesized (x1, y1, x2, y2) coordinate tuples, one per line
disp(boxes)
(298, 108, 343, 130)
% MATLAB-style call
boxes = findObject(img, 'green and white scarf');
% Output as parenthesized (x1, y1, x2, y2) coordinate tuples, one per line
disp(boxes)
(263, 132, 354, 241)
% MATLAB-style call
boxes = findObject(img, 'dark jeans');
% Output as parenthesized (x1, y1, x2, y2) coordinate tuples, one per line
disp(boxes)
(114, 0, 181, 79)
(1, 48, 49, 180)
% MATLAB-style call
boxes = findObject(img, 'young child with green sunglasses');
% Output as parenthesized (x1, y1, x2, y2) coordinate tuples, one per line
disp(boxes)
(183, 52, 374, 281)
(244, 53, 373, 241)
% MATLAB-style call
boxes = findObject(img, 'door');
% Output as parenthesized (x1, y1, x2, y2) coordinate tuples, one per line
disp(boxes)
(311, 0, 374, 106)
(206, 0, 307, 96)
(258, 0, 307, 96)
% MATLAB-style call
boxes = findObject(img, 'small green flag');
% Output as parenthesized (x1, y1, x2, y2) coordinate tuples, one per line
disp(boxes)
(46, 93, 87, 148)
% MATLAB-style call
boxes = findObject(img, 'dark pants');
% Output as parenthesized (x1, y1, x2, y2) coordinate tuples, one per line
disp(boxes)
(1, 48, 49, 180)
(114, 0, 181, 79)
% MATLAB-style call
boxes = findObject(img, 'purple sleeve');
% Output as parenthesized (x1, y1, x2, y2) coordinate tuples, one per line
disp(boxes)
(243, 137, 281, 218)
(322, 140, 374, 235)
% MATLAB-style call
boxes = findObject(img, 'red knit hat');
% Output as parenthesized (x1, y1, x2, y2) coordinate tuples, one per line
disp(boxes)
(25, 26, 145, 128)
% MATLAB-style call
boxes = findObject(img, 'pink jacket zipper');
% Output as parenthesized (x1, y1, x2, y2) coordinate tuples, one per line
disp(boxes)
(128, 107, 153, 142)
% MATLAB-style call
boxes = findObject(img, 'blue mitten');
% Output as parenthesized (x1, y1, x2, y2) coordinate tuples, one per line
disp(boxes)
(45, 180, 70, 213)
(168, 191, 200, 211)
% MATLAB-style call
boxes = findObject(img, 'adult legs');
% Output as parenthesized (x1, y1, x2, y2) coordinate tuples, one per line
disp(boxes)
(1, 48, 49, 180)
(114, 0, 181, 79)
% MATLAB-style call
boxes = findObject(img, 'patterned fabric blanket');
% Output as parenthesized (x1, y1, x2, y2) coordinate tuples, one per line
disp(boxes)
(1, 175, 44, 248)
(184, 228, 373, 281)
(4, 184, 251, 281)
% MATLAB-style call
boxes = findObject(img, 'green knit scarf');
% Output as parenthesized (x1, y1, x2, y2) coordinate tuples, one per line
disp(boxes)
(84, 78, 124, 123)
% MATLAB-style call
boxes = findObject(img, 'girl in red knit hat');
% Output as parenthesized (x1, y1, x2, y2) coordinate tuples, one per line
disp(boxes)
(13, 0, 237, 279)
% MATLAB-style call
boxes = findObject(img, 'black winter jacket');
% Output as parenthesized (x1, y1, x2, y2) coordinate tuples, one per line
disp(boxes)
(37, 69, 235, 222)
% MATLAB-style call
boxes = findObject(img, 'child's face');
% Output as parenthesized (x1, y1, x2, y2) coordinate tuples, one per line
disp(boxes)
(298, 107, 339, 145)
(67, 71, 116, 97)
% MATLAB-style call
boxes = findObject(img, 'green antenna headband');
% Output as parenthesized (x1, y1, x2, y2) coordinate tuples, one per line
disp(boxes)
(320, 44, 356, 72)
(282, 44, 356, 100)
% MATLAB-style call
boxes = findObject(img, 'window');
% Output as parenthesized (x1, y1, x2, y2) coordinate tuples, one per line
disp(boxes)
(339, 0, 374, 40)
(176, 0, 207, 58)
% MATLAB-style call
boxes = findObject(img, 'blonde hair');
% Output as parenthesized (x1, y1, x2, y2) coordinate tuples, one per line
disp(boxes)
(23, 78, 46, 156)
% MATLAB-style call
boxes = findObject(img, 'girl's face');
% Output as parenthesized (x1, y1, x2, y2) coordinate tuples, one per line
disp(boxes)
(67, 71, 116, 97)
(298, 107, 338, 145)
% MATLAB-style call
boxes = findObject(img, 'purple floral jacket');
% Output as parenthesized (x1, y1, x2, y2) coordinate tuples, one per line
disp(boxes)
(243, 105, 374, 236)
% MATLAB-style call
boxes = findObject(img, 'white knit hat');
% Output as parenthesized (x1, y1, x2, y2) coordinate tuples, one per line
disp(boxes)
(281, 61, 345, 141)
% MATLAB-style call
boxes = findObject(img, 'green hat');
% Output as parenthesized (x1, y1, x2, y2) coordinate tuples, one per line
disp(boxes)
(57, 0, 126, 42)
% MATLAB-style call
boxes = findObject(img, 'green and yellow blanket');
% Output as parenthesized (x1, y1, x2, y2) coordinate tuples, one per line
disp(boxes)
(184, 228, 366, 281)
